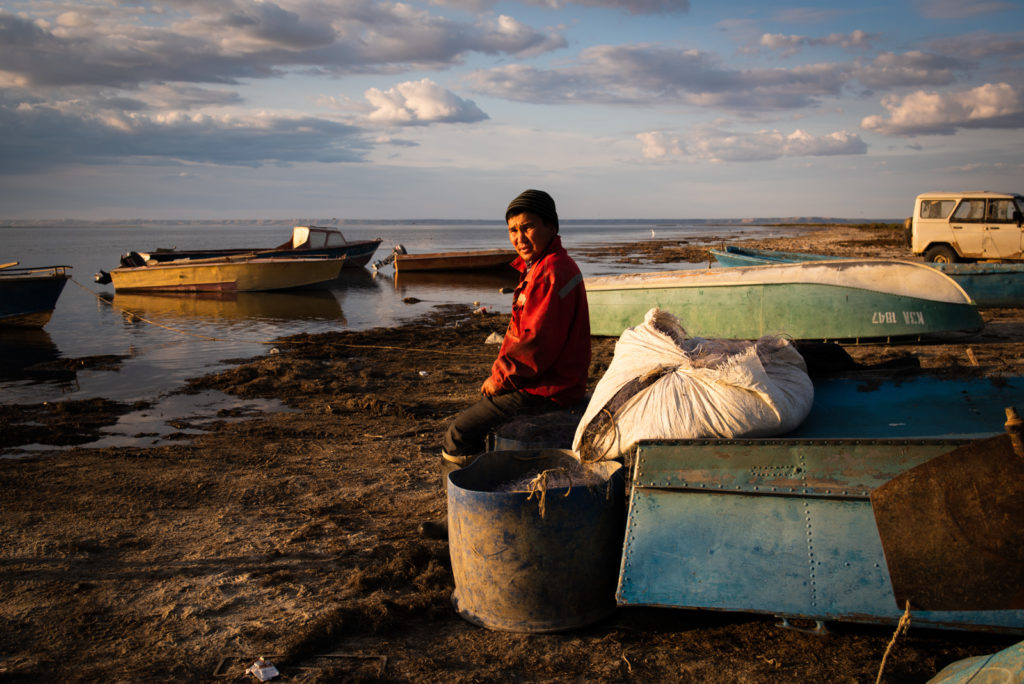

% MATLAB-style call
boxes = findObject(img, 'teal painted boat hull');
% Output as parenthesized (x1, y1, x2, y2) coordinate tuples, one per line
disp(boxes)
(618, 438, 1024, 634)
(586, 261, 983, 341)
(711, 245, 1024, 308)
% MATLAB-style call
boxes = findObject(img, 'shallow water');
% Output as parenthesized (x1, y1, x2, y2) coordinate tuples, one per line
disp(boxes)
(1, 219, 782, 407)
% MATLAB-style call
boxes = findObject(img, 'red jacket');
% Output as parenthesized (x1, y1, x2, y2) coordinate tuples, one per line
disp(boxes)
(489, 236, 591, 405)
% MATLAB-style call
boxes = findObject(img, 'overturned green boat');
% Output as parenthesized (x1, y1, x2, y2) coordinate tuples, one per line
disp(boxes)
(586, 259, 983, 341)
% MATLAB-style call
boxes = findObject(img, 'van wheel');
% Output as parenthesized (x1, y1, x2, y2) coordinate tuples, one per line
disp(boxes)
(923, 245, 959, 263)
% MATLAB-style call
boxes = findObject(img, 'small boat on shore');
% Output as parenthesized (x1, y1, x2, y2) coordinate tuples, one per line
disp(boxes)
(382, 247, 518, 273)
(0, 262, 71, 327)
(585, 260, 983, 341)
(102, 254, 345, 293)
(119, 226, 381, 269)
(710, 245, 1024, 308)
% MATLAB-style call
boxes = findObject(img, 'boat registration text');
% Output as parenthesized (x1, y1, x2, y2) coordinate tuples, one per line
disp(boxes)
(873, 311, 926, 325)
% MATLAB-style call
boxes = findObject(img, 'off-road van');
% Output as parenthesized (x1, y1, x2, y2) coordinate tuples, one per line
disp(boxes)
(910, 191, 1024, 262)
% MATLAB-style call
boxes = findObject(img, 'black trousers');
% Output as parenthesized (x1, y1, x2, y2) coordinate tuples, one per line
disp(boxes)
(442, 391, 557, 458)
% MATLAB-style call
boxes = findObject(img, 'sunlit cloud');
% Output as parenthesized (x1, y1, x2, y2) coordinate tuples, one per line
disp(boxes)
(637, 125, 866, 162)
(364, 79, 489, 125)
(759, 30, 875, 57)
(861, 82, 1024, 135)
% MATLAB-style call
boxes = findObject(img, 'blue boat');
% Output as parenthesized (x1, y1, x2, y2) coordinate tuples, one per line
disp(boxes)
(710, 245, 1024, 308)
(615, 376, 1024, 634)
(0, 263, 71, 328)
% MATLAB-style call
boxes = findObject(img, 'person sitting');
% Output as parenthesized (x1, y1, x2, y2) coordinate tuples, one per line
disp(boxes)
(421, 189, 591, 539)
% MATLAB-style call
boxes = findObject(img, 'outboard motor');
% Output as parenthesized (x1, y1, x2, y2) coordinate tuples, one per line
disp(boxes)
(119, 251, 148, 267)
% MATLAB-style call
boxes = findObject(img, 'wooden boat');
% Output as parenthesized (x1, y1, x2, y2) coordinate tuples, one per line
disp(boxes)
(122, 226, 381, 269)
(390, 248, 517, 273)
(585, 260, 983, 341)
(711, 245, 1024, 308)
(105, 254, 345, 293)
(0, 262, 71, 327)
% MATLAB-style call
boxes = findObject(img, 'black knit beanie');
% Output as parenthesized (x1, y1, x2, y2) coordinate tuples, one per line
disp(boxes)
(505, 189, 558, 233)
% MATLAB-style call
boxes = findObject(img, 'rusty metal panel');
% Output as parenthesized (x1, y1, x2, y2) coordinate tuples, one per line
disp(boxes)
(631, 439, 963, 495)
(871, 433, 1024, 611)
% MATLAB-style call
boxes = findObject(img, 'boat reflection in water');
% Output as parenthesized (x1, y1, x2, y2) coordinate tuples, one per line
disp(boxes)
(110, 289, 345, 323)
(0, 328, 75, 383)
(392, 270, 519, 296)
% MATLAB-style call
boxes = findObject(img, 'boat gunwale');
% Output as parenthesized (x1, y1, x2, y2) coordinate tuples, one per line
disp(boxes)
(585, 259, 976, 305)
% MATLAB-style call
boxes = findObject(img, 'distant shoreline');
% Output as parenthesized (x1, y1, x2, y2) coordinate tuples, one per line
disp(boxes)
(0, 217, 904, 228)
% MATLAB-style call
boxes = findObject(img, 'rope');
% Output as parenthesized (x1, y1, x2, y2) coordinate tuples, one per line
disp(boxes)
(70, 277, 495, 357)
(524, 467, 573, 518)
(875, 601, 911, 684)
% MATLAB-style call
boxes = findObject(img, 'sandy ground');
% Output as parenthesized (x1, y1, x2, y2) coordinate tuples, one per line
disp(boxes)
(1, 223, 1021, 682)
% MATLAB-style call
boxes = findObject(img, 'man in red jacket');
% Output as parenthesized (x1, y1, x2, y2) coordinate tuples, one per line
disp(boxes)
(441, 188, 591, 469)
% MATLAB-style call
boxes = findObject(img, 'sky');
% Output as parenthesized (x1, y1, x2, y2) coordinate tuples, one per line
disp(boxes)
(0, 0, 1022, 221)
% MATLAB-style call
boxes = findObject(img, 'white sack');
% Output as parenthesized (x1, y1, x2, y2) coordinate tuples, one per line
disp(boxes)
(572, 308, 814, 461)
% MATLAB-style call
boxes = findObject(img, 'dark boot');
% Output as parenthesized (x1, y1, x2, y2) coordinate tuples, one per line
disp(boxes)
(419, 452, 479, 540)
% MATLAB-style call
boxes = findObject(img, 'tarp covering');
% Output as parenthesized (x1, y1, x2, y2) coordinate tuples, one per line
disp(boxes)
(572, 308, 814, 461)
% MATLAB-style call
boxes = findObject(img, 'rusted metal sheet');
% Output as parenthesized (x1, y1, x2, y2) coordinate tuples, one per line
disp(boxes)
(618, 439, 1024, 633)
(871, 432, 1024, 611)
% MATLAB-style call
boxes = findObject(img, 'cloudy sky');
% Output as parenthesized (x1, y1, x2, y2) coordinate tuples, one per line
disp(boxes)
(1, 0, 1022, 220)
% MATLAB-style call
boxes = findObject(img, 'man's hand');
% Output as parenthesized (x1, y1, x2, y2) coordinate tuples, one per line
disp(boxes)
(481, 377, 501, 396)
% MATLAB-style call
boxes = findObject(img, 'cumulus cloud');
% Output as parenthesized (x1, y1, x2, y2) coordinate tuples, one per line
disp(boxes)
(432, 0, 689, 14)
(853, 51, 965, 88)
(465, 44, 848, 110)
(925, 32, 1024, 61)
(0, 3, 566, 89)
(0, 0, 552, 171)
(364, 79, 489, 125)
(0, 99, 371, 173)
(637, 131, 684, 159)
(912, 0, 1016, 20)
(861, 82, 1024, 135)
(759, 30, 875, 56)
(638, 126, 866, 162)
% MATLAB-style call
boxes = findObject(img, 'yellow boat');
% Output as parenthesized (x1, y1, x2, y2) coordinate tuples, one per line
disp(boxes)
(107, 254, 345, 292)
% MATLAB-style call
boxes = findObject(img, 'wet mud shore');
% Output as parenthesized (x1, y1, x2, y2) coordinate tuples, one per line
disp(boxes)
(1, 223, 1022, 682)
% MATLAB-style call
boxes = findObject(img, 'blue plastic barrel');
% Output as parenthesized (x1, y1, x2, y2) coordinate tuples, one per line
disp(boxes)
(491, 410, 583, 451)
(447, 449, 626, 632)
